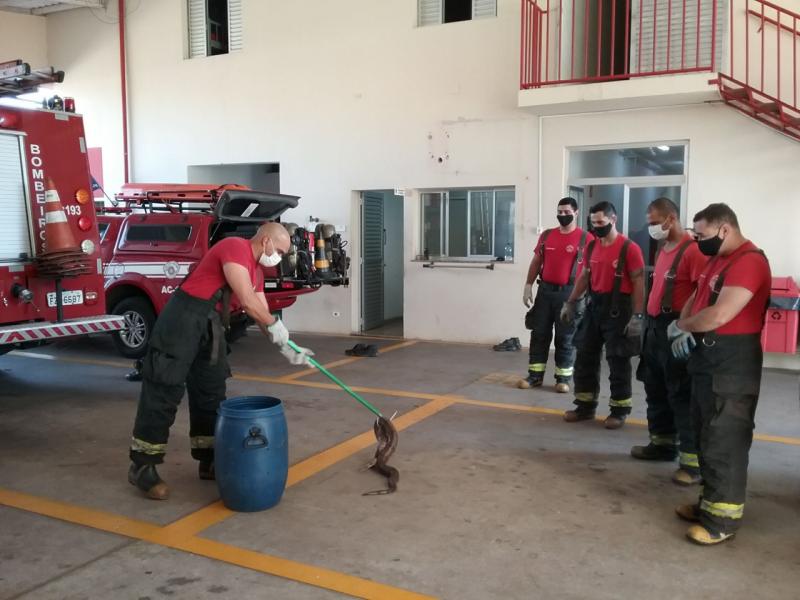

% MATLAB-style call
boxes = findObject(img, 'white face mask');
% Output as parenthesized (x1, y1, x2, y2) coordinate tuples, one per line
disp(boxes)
(648, 222, 669, 241)
(259, 240, 282, 267)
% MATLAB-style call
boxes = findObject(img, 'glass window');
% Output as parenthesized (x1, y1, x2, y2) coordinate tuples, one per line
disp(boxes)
(569, 145, 686, 179)
(126, 225, 193, 243)
(420, 188, 515, 260)
(98, 222, 110, 243)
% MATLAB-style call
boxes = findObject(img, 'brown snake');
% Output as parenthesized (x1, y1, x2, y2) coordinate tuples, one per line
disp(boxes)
(362, 415, 399, 496)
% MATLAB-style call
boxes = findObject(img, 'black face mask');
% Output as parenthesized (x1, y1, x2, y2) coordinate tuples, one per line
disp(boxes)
(593, 222, 613, 238)
(557, 214, 574, 227)
(697, 231, 724, 257)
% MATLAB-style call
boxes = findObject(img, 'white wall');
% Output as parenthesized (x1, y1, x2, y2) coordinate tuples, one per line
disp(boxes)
(383, 191, 404, 321)
(187, 163, 280, 192)
(542, 103, 800, 283)
(0, 13, 47, 70)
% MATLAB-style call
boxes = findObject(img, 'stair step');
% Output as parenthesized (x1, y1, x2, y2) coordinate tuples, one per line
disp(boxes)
(721, 85, 749, 100)
(754, 101, 780, 114)
(785, 115, 800, 129)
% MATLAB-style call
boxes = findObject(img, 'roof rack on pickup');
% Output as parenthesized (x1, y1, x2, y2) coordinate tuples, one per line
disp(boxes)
(0, 59, 65, 98)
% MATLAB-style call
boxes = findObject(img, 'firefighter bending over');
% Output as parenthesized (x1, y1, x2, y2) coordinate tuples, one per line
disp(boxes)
(670, 203, 771, 545)
(127, 222, 313, 500)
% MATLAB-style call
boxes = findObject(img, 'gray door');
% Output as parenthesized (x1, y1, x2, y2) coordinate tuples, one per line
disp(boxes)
(362, 192, 385, 331)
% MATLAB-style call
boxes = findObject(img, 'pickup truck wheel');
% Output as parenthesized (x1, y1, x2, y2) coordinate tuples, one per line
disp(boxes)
(112, 297, 155, 359)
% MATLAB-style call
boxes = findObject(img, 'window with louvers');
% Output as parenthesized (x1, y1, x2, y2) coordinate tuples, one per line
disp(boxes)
(187, 0, 243, 58)
(418, 0, 497, 26)
(0, 133, 32, 262)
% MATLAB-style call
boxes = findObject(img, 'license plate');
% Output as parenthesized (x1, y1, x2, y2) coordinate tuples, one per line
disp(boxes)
(47, 290, 84, 308)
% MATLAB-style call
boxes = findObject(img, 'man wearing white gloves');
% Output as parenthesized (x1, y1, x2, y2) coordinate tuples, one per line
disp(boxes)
(128, 222, 313, 500)
(519, 198, 592, 393)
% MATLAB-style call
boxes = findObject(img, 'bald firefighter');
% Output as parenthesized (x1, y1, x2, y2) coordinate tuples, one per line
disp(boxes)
(670, 203, 771, 545)
(128, 222, 313, 500)
(631, 198, 708, 485)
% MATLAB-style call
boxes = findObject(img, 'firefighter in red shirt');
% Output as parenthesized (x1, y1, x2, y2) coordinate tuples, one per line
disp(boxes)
(128, 222, 314, 500)
(561, 201, 645, 429)
(669, 203, 771, 545)
(519, 197, 592, 392)
(630, 198, 708, 485)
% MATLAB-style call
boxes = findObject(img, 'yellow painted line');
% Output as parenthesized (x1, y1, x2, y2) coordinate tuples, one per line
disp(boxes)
(163, 396, 456, 539)
(0, 488, 435, 600)
(279, 340, 419, 382)
(0, 488, 163, 540)
(753, 433, 800, 447)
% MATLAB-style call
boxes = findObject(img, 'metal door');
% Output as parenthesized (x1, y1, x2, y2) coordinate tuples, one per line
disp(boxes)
(361, 192, 385, 331)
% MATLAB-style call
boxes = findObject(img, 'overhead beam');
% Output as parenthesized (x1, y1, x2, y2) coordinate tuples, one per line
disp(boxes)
(31, 0, 105, 15)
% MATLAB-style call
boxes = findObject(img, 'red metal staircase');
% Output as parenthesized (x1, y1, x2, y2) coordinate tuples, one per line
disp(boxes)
(712, 0, 800, 141)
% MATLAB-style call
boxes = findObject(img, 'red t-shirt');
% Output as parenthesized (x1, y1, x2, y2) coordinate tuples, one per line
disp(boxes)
(647, 234, 708, 317)
(534, 228, 594, 286)
(691, 240, 771, 335)
(587, 234, 645, 294)
(181, 237, 264, 300)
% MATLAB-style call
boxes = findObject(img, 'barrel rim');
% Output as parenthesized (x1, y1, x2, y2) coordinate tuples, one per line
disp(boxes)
(218, 395, 283, 416)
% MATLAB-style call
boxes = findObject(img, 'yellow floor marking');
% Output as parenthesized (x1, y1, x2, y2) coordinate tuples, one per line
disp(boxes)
(162, 396, 455, 539)
(278, 340, 419, 382)
(0, 488, 435, 600)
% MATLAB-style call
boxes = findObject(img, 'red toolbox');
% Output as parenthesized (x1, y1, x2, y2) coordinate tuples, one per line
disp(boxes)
(761, 277, 800, 354)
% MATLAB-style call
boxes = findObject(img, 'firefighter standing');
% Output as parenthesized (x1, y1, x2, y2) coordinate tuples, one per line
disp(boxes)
(560, 201, 645, 429)
(519, 197, 592, 392)
(128, 222, 314, 500)
(630, 198, 708, 485)
(670, 203, 771, 545)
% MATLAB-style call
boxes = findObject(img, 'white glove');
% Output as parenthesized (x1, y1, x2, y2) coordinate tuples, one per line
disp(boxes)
(279, 343, 314, 366)
(523, 283, 534, 308)
(267, 319, 289, 346)
(667, 320, 696, 360)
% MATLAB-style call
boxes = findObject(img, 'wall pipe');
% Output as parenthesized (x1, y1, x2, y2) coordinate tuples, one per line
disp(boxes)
(118, 0, 129, 183)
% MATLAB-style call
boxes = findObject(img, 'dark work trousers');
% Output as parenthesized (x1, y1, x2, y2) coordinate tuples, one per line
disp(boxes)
(687, 333, 762, 535)
(636, 315, 698, 469)
(572, 293, 639, 415)
(130, 289, 230, 466)
(526, 283, 577, 381)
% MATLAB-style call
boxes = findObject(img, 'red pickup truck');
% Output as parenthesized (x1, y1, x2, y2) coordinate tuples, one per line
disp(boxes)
(98, 183, 348, 358)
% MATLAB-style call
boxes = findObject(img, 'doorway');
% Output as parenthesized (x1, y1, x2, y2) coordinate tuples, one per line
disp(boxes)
(360, 190, 404, 337)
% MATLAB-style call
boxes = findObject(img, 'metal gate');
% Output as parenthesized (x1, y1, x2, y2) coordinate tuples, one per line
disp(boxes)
(361, 192, 384, 331)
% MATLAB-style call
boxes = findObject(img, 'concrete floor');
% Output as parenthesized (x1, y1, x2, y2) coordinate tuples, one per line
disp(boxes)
(0, 331, 798, 599)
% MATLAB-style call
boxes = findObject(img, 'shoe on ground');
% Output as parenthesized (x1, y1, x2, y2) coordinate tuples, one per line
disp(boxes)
(672, 467, 702, 486)
(517, 373, 544, 389)
(564, 408, 596, 422)
(493, 338, 521, 352)
(128, 463, 169, 500)
(686, 524, 735, 545)
(630, 443, 678, 461)
(604, 414, 627, 430)
(199, 461, 215, 481)
(345, 343, 368, 356)
(675, 503, 701, 523)
(554, 382, 570, 393)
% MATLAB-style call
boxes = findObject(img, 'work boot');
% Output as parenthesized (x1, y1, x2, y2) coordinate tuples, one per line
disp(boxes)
(686, 525, 734, 546)
(198, 461, 215, 481)
(564, 406, 596, 422)
(672, 467, 702, 486)
(125, 359, 143, 382)
(675, 503, 701, 523)
(128, 463, 169, 500)
(554, 377, 570, 394)
(493, 337, 521, 352)
(604, 411, 627, 430)
(630, 443, 678, 461)
(517, 373, 544, 389)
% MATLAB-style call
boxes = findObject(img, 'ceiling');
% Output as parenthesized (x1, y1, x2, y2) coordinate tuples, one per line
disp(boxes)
(0, 0, 104, 15)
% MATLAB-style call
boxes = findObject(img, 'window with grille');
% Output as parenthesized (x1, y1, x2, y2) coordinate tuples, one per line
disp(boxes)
(418, 0, 497, 27)
(420, 188, 515, 261)
(187, 0, 243, 58)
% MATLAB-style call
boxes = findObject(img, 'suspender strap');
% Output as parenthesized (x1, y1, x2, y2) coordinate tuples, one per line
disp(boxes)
(536, 228, 553, 279)
(660, 239, 693, 314)
(709, 249, 768, 308)
(609, 239, 632, 317)
(584, 240, 597, 294)
(568, 230, 589, 285)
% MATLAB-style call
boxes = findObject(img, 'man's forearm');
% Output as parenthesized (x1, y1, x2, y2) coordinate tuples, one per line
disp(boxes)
(526, 255, 542, 285)
(242, 297, 276, 327)
(678, 306, 724, 333)
(631, 275, 644, 314)
(567, 273, 588, 303)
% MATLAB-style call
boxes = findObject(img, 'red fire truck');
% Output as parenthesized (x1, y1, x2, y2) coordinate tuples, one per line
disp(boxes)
(98, 184, 349, 358)
(0, 60, 124, 355)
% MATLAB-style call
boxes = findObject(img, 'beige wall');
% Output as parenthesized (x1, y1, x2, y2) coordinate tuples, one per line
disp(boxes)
(36, 0, 800, 346)
(0, 13, 47, 70)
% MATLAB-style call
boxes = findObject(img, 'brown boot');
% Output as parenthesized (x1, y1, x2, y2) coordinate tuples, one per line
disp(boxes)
(675, 503, 701, 523)
(128, 463, 169, 500)
(564, 407, 596, 422)
(686, 525, 734, 545)
(672, 467, 702, 486)
(604, 414, 627, 430)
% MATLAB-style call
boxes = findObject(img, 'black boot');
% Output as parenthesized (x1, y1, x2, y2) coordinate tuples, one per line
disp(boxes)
(128, 462, 169, 500)
(630, 443, 678, 461)
(125, 360, 143, 382)
(198, 461, 215, 481)
(517, 372, 544, 389)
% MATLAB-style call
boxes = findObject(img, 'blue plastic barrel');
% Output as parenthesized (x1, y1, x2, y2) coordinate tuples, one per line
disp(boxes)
(215, 396, 289, 512)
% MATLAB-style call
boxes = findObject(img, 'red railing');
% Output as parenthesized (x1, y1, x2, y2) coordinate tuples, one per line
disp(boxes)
(520, 0, 720, 88)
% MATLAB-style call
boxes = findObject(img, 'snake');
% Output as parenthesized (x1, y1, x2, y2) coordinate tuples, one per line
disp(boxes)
(362, 415, 399, 496)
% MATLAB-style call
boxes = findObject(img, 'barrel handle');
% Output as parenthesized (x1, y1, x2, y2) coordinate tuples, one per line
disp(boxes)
(243, 426, 268, 449)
